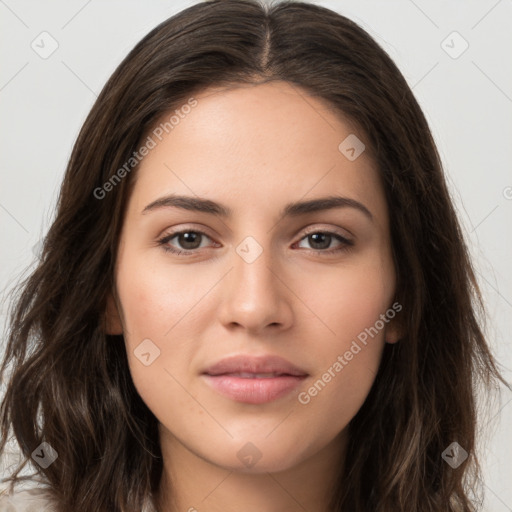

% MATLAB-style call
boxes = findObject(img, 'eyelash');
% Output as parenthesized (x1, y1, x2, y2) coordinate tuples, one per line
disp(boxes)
(157, 228, 354, 257)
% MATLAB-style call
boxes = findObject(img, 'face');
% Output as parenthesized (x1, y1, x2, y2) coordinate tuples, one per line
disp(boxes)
(107, 81, 400, 474)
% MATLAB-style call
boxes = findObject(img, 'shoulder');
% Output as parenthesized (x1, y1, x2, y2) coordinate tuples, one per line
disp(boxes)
(0, 487, 57, 512)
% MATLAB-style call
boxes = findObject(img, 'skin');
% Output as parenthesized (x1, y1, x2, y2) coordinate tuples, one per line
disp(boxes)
(106, 80, 401, 512)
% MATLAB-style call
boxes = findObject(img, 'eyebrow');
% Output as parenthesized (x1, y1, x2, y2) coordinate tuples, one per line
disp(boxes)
(142, 194, 373, 222)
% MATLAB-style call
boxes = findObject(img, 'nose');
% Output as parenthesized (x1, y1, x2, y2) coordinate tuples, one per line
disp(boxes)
(216, 241, 294, 335)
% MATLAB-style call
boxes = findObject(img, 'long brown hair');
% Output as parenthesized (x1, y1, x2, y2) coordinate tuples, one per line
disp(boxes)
(1, 1, 508, 510)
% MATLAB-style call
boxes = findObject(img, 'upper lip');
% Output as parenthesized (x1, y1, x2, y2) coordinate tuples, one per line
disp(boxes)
(202, 354, 308, 377)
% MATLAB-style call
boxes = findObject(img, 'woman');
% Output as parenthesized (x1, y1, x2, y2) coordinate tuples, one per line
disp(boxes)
(0, 0, 507, 511)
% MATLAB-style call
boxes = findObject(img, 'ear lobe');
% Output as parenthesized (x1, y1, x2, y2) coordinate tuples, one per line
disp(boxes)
(385, 316, 405, 344)
(105, 292, 123, 335)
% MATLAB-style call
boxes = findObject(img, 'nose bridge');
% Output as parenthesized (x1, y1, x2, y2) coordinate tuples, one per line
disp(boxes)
(217, 233, 292, 332)
(233, 233, 280, 304)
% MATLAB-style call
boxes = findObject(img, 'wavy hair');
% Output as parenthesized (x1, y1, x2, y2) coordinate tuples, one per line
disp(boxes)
(0, 1, 508, 510)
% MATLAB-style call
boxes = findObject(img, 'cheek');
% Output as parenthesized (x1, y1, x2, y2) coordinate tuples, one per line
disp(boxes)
(114, 258, 197, 400)
(293, 255, 392, 418)
(297, 288, 387, 433)
(296, 254, 394, 346)
(116, 256, 211, 344)
(298, 345, 383, 443)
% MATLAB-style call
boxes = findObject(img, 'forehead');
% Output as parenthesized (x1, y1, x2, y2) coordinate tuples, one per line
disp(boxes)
(129, 81, 387, 227)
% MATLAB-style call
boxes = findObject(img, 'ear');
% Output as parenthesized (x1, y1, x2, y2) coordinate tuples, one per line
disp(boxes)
(384, 312, 405, 344)
(105, 291, 123, 335)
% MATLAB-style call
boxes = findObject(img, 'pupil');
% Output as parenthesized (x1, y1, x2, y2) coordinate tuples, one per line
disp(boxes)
(310, 233, 330, 249)
(180, 232, 200, 249)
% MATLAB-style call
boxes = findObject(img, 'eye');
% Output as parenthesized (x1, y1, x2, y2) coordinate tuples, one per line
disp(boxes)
(157, 230, 216, 255)
(157, 227, 354, 256)
(294, 230, 354, 255)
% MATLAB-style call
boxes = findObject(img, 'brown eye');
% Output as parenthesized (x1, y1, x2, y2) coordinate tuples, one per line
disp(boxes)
(158, 230, 214, 254)
(295, 231, 354, 255)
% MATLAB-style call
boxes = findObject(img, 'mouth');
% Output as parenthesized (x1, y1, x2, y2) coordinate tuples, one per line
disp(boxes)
(201, 355, 309, 404)
(202, 374, 307, 404)
(209, 372, 298, 378)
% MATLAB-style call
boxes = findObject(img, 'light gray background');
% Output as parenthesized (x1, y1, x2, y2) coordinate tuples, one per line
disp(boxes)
(0, 0, 511, 509)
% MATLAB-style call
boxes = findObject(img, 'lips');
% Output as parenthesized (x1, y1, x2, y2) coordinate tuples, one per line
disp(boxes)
(201, 355, 308, 404)
(202, 354, 308, 378)
(220, 372, 288, 378)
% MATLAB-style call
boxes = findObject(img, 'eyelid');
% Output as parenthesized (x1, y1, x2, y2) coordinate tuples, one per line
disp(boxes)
(157, 223, 216, 240)
(299, 223, 353, 241)
(159, 223, 353, 245)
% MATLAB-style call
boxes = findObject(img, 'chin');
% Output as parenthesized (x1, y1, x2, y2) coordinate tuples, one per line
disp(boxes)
(199, 437, 313, 474)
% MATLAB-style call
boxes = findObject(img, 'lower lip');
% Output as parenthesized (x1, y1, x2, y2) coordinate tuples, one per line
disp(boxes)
(202, 374, 307, 404)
